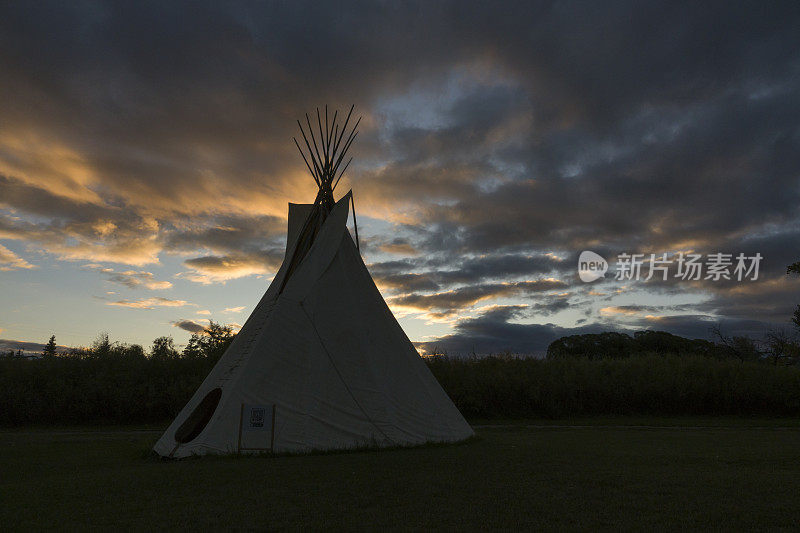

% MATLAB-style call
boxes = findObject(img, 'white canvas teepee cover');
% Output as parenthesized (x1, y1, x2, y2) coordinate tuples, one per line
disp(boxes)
(154, 193, 473, 457)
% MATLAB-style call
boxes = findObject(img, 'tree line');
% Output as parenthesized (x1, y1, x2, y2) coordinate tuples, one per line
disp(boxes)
(2, 321, 236, 362)
(546, 329, 800, 365)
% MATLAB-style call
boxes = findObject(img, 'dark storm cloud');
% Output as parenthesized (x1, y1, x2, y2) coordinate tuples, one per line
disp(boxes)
(530, 296, 571, 316)
(375, 273, 441, 293)
(369, 259, 443, 292)
(416, 306, 781, 356)
(171, 320, 206, 334)
(696, 278, 800, 326)
(430, 253, 567, 285)
(404, 83, 800, 255)
(416, 306, 610, 356)
(390, 280, 568, 312)
(164, 214, 285, 254)
(369, 252, 568, 293)
(0, 1, 798, 349)
(624, 315, 773, 340)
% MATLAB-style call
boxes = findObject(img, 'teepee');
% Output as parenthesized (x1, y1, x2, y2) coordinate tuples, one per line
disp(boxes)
(154, 106, 473, 457)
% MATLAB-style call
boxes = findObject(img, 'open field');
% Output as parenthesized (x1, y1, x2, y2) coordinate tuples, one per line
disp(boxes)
(4, 418, 800, 530)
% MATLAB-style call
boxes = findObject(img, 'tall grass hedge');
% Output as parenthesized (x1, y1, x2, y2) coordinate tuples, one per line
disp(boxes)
(2, 354, 800, 426)
(0, 356, 213, 426)
(428, 355, 800, 418)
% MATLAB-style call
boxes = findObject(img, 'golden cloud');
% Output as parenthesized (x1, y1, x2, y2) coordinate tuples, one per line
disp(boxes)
(0, 244, 36, 271)
(84, 265, 172, 290)
(178, 253, 279, 284)
(107, 297, 190, 310)
(378, 242, 419, 256)
(0, 131, 104, 205)
(599, 306, 643, 316)
(388, 279, 567, 313)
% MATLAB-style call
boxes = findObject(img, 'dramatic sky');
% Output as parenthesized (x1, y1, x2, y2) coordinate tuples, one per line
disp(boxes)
(1, 1, 798, 355)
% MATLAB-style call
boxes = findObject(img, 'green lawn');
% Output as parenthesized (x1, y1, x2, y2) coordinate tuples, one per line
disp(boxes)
(3, 419, 800, 530)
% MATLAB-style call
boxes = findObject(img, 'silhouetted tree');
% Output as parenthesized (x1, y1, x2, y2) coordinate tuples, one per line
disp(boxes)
(91, 332, 112, 357)
(42, 335, 57, 358)
(182, 321, 235, 362)
(790, 261, 800, 331)
(66, 347, 92, 359)
(764, 329, 800, 366)
(711, 325, 763, 362)
(150, 336, 179, 359)
(117, 343, 146, 359)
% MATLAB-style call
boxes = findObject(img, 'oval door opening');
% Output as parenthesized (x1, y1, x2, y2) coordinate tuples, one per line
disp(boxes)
(174, 388, 222, 444)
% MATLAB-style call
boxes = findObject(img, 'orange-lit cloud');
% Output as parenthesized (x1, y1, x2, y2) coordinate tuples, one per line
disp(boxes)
(177, 253, 279, 284)
(378, 241, 419, 256)
(107, 297, 190, 310)
(0, 244, 35, 271)
(84, 265, 172, 289)
(389, 279, 568, 313)
(599, 306, 643, 316)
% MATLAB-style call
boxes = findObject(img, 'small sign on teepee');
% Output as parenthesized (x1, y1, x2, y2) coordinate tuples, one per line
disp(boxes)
(238, 404, 275, 452)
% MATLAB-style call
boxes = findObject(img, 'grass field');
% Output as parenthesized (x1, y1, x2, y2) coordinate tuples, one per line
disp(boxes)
(4, 418, 800, 530)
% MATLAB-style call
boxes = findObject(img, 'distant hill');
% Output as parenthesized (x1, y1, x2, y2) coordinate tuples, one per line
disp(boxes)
(0, 339, 66, 357)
